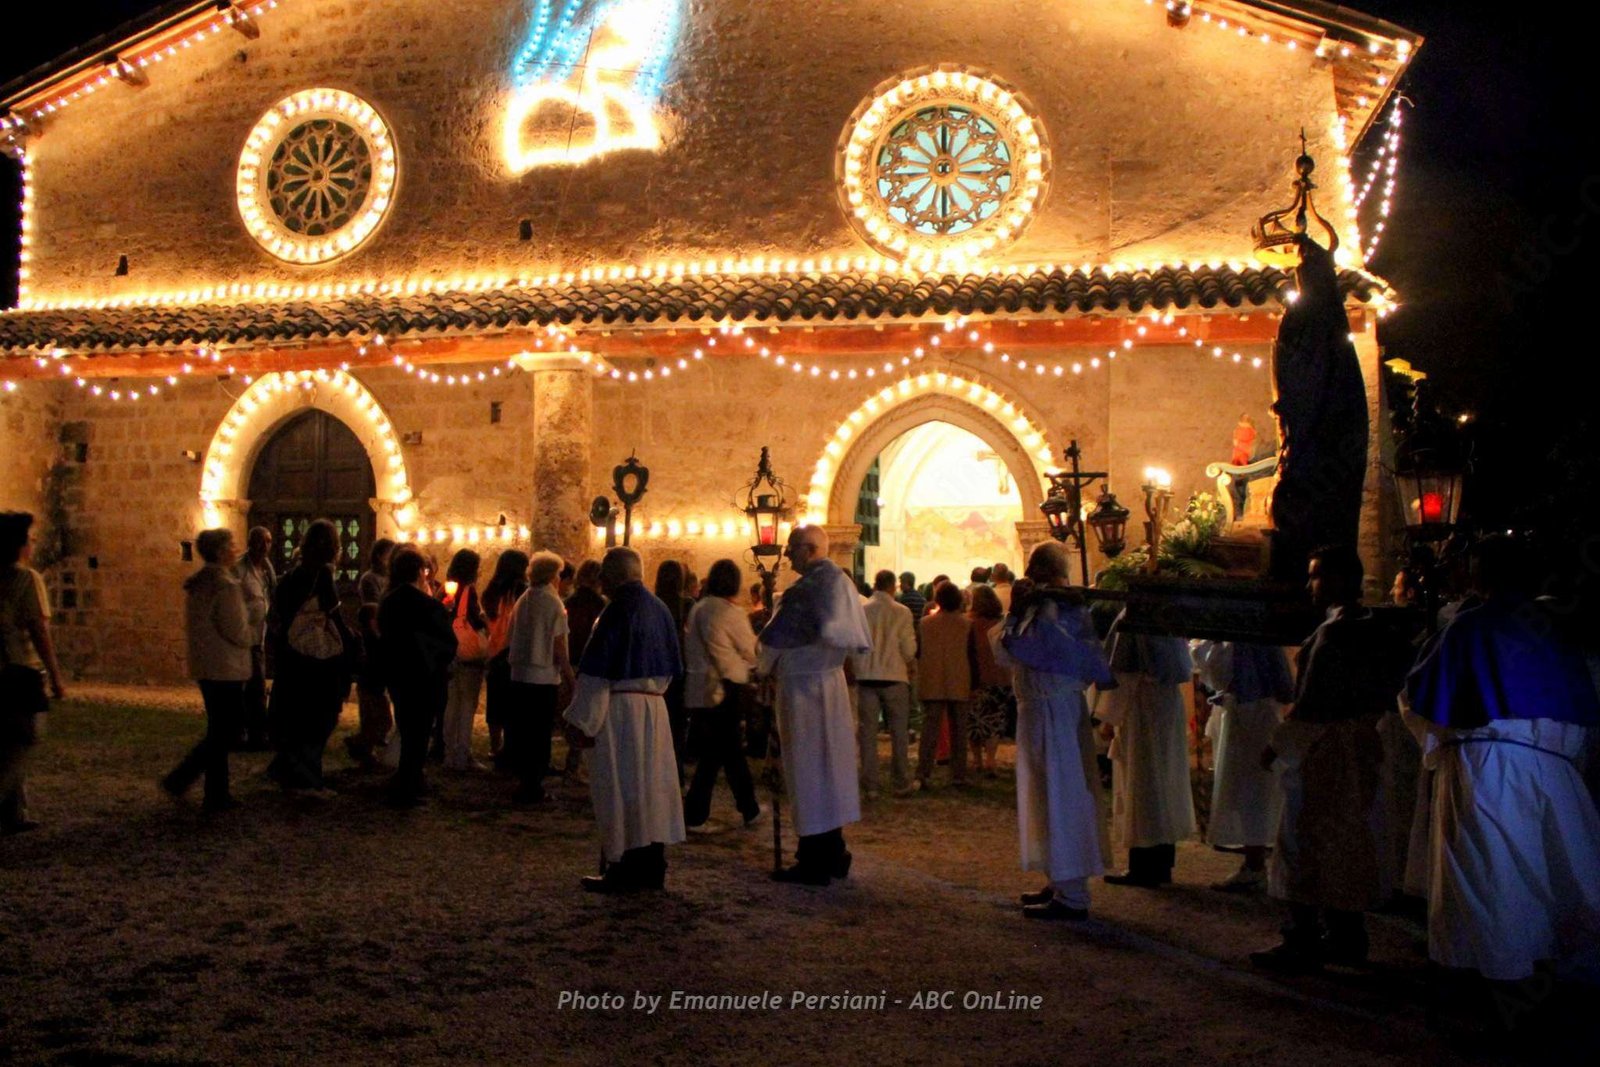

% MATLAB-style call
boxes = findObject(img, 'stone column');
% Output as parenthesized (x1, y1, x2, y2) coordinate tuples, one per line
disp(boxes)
(1014, 519, 1055, 571)
(821, 523, 862, 573)
(531, 364, 594, 564)
(1352, 323, 1388, 597)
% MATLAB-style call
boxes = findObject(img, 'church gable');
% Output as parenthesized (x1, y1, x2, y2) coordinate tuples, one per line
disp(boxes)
(1, 0, 1416, 312)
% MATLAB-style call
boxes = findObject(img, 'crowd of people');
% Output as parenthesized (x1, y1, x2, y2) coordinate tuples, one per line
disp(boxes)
(2, 506, 1598, 1005)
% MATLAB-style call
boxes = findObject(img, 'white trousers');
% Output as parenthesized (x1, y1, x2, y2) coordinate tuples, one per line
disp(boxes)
(444, 662, 485, 769)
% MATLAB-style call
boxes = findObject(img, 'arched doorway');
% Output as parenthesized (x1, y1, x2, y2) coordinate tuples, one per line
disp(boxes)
(856, 420, 1026, 584)
(246, 409, 376, 590)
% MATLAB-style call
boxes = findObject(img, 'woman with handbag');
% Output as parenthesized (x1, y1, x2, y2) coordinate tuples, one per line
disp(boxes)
(441, 549, 489, 771)
(265, 519, 353, 795)
(0, 512, 66, 835)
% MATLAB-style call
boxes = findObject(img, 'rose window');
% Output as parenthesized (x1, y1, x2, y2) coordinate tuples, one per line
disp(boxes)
(237, 89, 398, 264)
(876, 106, 1013, 237)
(839, 69, 1049, 266)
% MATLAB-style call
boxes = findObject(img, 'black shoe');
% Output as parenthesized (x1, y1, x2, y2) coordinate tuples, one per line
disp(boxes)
(1249, 941, 1324, 973)
(581, 873, 640, 895)
(1020, 885, 1055, 906)
(511, 787, 554, 806)
(1322, 937, 1370, 968)
(1023, 900, 1088, 921)
(833, 851, 853, 879)
(202, 797, 241, 814)
(159, 775, 186, 801)
(1103, 871, 1164, 888)
(771, 864, 831, 886)
(0, 819, 42, 836)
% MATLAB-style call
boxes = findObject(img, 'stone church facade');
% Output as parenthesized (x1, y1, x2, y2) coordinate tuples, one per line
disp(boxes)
(0, 0, 1415, 681)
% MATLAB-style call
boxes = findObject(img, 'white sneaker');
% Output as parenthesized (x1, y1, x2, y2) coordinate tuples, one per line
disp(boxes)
(1212, 866, 1265, 892)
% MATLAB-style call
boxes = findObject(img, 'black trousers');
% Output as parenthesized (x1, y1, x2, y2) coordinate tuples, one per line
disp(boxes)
(165, 680, 244, 806)
(607, 843, 667, 889)
(390, 682, 445, 803)
(506, 681, 557, 790)
(241, 646, 268, 745)
(683, 686, 759, 825)
(796, 828, 847, 874)
(1128, 843, 1176, 881)
(665, 676, 689, 782)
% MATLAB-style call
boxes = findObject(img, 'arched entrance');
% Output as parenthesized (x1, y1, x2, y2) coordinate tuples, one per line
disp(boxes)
(246, 409, 376, 588)
(808, 369, 1057, 578)
(858, 420, 1026, 584)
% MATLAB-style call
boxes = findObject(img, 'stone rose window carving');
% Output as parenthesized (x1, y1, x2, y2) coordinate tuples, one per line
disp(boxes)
(839, 68, 1049, 267)
(237, 89, 398, 264)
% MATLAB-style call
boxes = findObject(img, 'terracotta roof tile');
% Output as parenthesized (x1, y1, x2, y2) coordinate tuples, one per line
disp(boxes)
(0, 265, 1388, 354)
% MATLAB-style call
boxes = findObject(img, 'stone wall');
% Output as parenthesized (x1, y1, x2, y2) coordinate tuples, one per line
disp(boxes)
(25, 336, 1277, 682)
(21, 0, 1353, 304)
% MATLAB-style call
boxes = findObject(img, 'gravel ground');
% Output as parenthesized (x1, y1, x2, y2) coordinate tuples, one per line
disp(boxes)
(1, 692, 1590, 1066)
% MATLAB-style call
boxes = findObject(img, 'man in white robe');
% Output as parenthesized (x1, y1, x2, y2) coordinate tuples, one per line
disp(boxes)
(1096, 620, 1196, 887)
(562, 548, 685, 894)
(1194, 641, 1294, 890)
(1404, 535, 1600, 984)
(758, 525, 871, 885)
(995, 542, 1113, 921)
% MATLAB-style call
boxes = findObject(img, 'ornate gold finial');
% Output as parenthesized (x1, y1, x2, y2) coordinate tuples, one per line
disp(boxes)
(1252, 130, 1340, 268)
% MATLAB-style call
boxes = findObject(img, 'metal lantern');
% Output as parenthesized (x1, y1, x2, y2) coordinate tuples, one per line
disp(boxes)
(741, 446, 791, 567)
(1040, 482, 1076, 545)
(1394, 458, 1464, 543)
(1086, 485, 1132, 559)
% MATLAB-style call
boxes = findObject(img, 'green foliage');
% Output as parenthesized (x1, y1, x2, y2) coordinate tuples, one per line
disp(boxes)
(1093, 493, 1230, 585)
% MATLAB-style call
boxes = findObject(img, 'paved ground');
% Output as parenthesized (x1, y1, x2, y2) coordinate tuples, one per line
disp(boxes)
(0, 690, 1590, 1066)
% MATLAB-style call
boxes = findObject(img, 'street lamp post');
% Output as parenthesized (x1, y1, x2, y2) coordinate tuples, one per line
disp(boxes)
(738, 446, 792, 876)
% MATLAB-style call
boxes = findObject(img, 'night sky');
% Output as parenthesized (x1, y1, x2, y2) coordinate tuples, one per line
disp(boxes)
(3, 2, 1595, 538)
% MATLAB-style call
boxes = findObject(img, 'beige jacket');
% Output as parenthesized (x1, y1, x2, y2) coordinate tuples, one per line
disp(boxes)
(185, 565, 254, 681)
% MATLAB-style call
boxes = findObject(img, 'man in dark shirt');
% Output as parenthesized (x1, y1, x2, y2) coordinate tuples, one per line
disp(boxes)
(896, 571, 926, 624)
(378, 546, 457, 807)
(1252, 544, 1406, 972)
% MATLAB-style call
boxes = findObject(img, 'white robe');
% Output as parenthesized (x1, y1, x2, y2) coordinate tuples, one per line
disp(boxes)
(564, 674, 685, 862)
(759, 641, 861, 837)
(1096, 673, 1196, 850)
(1003, 657, 1107, 883)
(1205, 694, 1284, 849)
(1408, 714, 1600, 981)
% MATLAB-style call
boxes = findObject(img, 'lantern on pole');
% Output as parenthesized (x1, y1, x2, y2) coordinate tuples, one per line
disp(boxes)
(1086, 485, 1132, 559)
(1040, 439, 1112, 586)
(740, 446, 792, 610)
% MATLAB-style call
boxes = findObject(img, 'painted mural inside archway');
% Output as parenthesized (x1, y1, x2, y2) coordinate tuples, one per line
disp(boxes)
(858, 421, 1025, 585)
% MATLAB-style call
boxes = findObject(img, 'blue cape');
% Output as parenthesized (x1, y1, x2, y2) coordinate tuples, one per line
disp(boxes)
(1228, 642, 1295, 705)
(577, 581, 683, 681)
(1406, 596, 1600, 729)
(999, 588, 1113, 686)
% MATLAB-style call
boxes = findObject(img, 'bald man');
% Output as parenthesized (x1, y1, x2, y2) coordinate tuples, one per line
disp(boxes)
(759, 526, 872, 885)
(562, 547, 686, 894)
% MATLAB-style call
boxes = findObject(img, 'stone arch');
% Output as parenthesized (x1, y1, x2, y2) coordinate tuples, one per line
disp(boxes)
(198, 369, 414, 537)
(806, 367, 1055, 528)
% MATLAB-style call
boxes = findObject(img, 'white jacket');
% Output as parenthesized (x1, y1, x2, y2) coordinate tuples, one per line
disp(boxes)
(184, 565, 254, 681)
(684, 596, 758, 708)
(849, 591, 916, 684)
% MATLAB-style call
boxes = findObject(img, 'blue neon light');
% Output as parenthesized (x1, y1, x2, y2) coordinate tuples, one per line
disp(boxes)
(510, 0, 683, 101)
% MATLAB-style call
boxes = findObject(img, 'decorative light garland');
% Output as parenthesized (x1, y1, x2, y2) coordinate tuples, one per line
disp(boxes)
(1, 3, 281, 124)
(9, 254, 1396, 315)
(1356, 100, 1404, 261)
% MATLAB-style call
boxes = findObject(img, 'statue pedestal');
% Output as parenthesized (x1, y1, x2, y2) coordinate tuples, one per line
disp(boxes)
(1102, 575, 1320, 645)
(1211, 531, 1270, 577)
